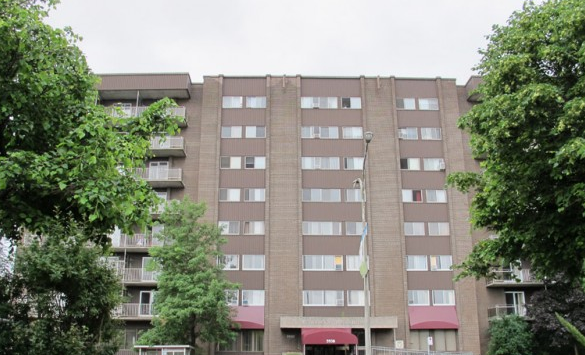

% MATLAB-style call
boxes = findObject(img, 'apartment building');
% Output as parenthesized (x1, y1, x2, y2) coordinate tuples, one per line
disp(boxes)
(98, 73, 543, 355)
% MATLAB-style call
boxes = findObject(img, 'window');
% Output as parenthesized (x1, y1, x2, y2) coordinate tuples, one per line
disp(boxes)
(302, 222, 342, 235)
(242, 330, 264, 351)
(302, 189, 341, 202)
(344, 157, 364, 170)
(225, 290, 239, 305)
(301, 97, 338, 109)
(345, 189, 363, 202)
(402, 189, 423, 203)
(419, 98, 439, 110)
(242, 290, 265, 306)
(428, 222, 450, 236)
(219, 188, 240, 202)
(407, 255, 428, 271)
(341, 97, 362, 109)
(505, 291, 526, 316)
(245, 96, 266, 108)
(222, 96, 243, 109)
(221, 126, 243, 138)
(342, 127, 363, 139)
(301, 157, 340, 170)
(426, 190, 447, 203)
(303, 255, 343, 271)
(301, 126, 339, 139)
(345, 222, 363, 236)
(348, 290, 365, 306)
(405, 222, 425, 236)
(218, 255, 239, 270)
(220, 156, 242, 169)
(245, 156, 266, 169)
(242, 255, 265, 270)
(430, 255, 453, 271)
(432, 290, 455, 305)
(396, 98, 416, 110)
(398, 127, 418, 140)
(423, 158, 445, 171)
(245, 126, 266, 138)
(421, 128, 442, 140)
(218, 221, 240, 235)
(243, 221, 265, 235)
(302, 290, 344, 306)
(346, 255, 360, 271)
(244, 188, 265, 202)
(408, 290, 430, 305)
(400, 158, 421, 170)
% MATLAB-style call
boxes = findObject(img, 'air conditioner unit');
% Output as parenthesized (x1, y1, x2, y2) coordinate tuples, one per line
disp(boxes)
(439, 160, 446, 170)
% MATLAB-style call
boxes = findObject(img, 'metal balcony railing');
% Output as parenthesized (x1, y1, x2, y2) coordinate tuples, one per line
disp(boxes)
(150, 136, 185, 150)
(369, 346, 472, 355)
(134, 168, 182, 181)
(121, 268, 159, 283)
(486, 269, 541, 287)
(106, 106, 187, 126)
(113, 303, 154, 318)
(111, 234, 164, 248)
(487, 304, 526, 318)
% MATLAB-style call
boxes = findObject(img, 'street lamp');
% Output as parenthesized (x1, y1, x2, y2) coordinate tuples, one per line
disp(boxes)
(353, 131, 373, 355)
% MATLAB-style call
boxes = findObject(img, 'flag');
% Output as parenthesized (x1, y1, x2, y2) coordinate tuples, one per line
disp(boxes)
(359, 223, 368, 278)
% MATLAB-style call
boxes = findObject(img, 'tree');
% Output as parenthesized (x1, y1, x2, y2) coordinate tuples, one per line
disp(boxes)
(527, 276, 585, 355)
(137, 198, 238, 350)
(0, 219, 123, 355)
(487, 315, 534, 355)
(0, 0, 181, 244)
(448, 0, 585, 282)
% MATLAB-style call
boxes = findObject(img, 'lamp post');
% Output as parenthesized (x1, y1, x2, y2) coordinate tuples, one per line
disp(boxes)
(353, 131, 373, 355)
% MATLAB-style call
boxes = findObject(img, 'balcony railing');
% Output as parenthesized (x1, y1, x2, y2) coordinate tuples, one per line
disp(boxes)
(121, 267, 159, 283)
(106, 106, 187, 127)
(486, 269, 542, 287)
(113, 303, 154, 318)
(134, 168, 183, 188)
(370, 346, 472, 355)
(487, 304, 526, 319)
(149, 136, 186, 157)
(111, 233, 164, 249)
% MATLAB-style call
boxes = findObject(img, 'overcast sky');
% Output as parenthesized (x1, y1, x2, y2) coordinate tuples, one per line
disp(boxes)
(46, 0, 528, 84)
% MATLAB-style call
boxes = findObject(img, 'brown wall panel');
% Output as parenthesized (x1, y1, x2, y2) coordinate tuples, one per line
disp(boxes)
(395, 79, 438, 98)
(407, 271, 454, 289)
(219, 170, 266, 187)
(223, 236, 265, 254)
(303, 272, 363, 289)
(401, 171, 447, 189)
(302, 109, 363, 126)
(303, 307, 363, 317)
(303, 236, 360, 254)
(303, 203, 361, 221)
(399, 141, 445, 158)
(405, 236, 452, 254)
(301, 78, 361, 96)
(225, 271, 265, 289)
(402, 203, 449, 221)
(220, 139, 266, 155)
(222, 109, 266, 125)
(302, 171, 362, 188)
(397, 110, 441, 127)
(301, 140, 363, 156)
(222, 77, 267, 96)
(218, 203, 265, 220)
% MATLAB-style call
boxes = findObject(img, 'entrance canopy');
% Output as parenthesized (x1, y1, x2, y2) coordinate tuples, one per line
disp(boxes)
(408, 306, 459, 329)
(301, 328, 358, 345)
(233, 306, 264, 329)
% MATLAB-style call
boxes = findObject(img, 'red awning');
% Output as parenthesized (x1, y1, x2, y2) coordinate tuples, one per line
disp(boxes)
(233, 306, 264, 329)
(408, 306, 459, 329)
(301, 328, 358, 345)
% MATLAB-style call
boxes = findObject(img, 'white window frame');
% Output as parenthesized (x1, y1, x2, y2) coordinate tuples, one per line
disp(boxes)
(225, 289, 239, 306)
(404, 222, 425, 236)
(341, 97, 362, 109)
(302, 255, 343, 271)
(301, 126, 339, 139)
(245, 96, 266, 109)
(242, 255, 265, 270)
(243, 221, 265, 235)
(432, 290, 456, 306)
(301, 97, 338, 109)
(396, 98, 416, 110)
(245, 156, 266, 169)
(218, 255, 239, 270)
(218, 221, 240, 235)
(346, 255, 360, 271)
(220, 156, 242, 169)
(406, 255, 428, 271)
(302, 290, 344, 306)
(430, 255, 453, 271)
(245, 126, 266, 138)
(347, 290, 365, 306)
(423, 158, 446, 171)
(345, 222, 363, 236)
(222, 96, 243, 109)
(426, 190, 448, 203)
(408, 290, 430, 306)
(428, 222, 450, 236)
(345, 188, 363, 202)
(301, 157, 340, 170)
(402, 189, 423, 203)
(219, 188, 241, 202)
(421, 127, 442, 140)
(302, 221, 342, 236)
(342, 127, 363, 139)
(242, 290, 265, 306)
(344, 157, 364, 170)
(302, 188, 341, 202)
(400, 158, 421, 171)
(221, 126, 243, 138)
(398, 127, 418, 140)
(419, 98, 439, 111)
(244, 188, 265, 202)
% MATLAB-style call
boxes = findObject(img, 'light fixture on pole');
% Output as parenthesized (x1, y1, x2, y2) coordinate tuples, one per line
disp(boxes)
(353, 131, 373, 355)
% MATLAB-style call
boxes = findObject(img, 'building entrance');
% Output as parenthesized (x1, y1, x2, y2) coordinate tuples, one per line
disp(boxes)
(304, 345, 355, 355)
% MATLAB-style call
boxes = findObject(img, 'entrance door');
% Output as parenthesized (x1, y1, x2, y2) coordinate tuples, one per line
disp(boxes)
(149, 161, 169, 180)
(139, 291, 154, 316)
(305, 345, 354, 355)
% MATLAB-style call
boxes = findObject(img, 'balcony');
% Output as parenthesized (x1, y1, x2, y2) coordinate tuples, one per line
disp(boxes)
(150, 136, 186, 157)
(488, 304, 526, 319)
(105, 106, 188, 127)
(111, 233, 164, 251)
(121, 267, 159, 285)
(113, 303, 154, 320)
(486, 269, 543, 288)
(134, 167, 184, 188)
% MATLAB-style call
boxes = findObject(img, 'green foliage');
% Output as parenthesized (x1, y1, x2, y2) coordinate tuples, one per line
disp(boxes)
(449, 0, 585, 282)
(0, 0, 181, 244)
(138, 198, 238, 349)
(487, 315, 534, 355)
(557, 313, 585, 350)
(0, 219, 123, 355)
